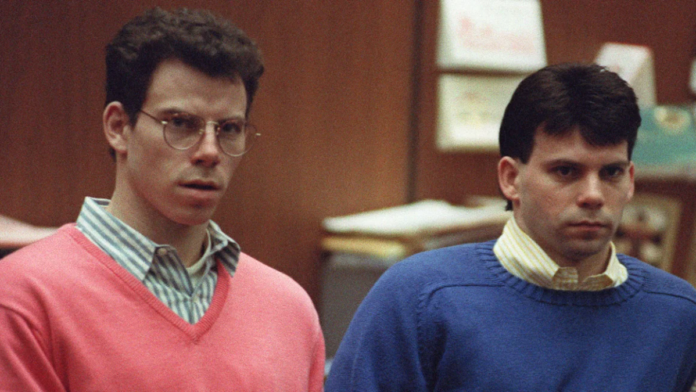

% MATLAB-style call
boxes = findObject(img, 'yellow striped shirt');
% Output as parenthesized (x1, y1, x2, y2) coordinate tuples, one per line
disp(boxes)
(493, 217, 696, 391)
(493, 217, 628, 291)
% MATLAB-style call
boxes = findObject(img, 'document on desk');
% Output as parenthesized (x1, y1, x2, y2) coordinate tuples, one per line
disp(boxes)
(0, 215, 58, 249)
(322, 200, 510, 237)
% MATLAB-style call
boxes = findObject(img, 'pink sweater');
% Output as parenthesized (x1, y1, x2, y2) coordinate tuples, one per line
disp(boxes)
(0, 225, 325, 391)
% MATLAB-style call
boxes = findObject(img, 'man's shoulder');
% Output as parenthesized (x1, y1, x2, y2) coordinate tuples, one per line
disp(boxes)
(1, 224, 85, 274)
(397, 240, 494, 272)
(236, 253, 303, 287)
(371, 241, 499, 295)
(621, 255, 696, 307)
(234, 253, 317, 310)
(0, 223, 114, 302)
(0, 225, 95, 315)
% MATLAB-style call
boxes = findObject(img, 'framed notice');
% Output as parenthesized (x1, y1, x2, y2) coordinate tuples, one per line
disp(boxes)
(437, 74, 525, 151)
(437, 0, 547, 72)
(613, 193, 682, 273)
(595, 42, 656, 107)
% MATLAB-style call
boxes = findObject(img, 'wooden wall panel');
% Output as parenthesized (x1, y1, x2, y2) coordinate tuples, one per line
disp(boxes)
(0, 1, 415, 302)
(1, 2, 115, 226)
(542, 0, 696, 104)
(8, 0, 691, 304)
(415, 0, 696, 203)
(412, 0, 503, 204)
(223, 1, 414, 301)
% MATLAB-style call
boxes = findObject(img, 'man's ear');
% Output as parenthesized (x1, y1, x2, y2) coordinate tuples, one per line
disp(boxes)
(103, 102, 131, 156)
(498, 156, 521, 205)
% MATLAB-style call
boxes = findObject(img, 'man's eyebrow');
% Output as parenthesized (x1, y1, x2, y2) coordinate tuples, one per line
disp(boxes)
(603, 160, 631, 168)
(543, 159, 582, 167)
(157, 109, 246, 122)
(542, 159, 630, 167)
(220, 115, 246, 122)
(157, 108, 189, 116)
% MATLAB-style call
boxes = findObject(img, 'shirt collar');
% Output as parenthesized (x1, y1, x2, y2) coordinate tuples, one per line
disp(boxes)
(75, 197, 240, 280)
(493, 216, 628, 291)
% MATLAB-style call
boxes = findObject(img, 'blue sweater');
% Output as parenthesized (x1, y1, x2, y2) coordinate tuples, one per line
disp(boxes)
(325, 241, 696, 392)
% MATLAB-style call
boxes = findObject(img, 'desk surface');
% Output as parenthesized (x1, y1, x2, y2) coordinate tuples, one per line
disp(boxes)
(0, 215, 58, 249)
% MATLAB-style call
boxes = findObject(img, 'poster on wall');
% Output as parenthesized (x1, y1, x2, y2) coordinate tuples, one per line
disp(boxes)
(437, 74, 525, 151)
(595, 42, 656, 107)
(438, 0, 547, 72)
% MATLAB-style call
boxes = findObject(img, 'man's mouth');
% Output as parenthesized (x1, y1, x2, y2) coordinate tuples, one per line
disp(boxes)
(181, 181, 219, 191)
(571, 221, 607, 227)
(567, 221, 609, 232)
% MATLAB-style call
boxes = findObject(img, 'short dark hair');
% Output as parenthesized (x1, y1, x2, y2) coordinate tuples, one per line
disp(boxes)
(499, 63, 641, 209)
(105, 7, 264, 124)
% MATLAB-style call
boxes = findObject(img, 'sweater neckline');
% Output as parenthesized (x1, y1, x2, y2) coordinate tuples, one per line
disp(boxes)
(477, 241, 646, 307)
(64, 224, 230, 340)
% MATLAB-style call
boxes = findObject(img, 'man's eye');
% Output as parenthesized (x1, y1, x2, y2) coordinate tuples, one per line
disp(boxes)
(219, 121, 244, 135)
(169, 115, 199, 130)
(553, 166, 575, 177)
(602, 166, 624, 179)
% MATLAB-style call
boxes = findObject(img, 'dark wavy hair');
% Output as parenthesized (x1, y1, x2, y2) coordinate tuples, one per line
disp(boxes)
(105, 7, 264, 124)
(499, 63, 641, 210)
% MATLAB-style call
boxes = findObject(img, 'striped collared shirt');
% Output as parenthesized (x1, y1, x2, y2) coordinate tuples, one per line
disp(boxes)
(494, 217, 696, 391)
(75, 197, 240, 323)
(493, 217, 627, 291)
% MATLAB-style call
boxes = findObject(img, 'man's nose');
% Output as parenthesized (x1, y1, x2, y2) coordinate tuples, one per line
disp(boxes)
(577, 175, 605, 209)
(191, 124, 223, 166)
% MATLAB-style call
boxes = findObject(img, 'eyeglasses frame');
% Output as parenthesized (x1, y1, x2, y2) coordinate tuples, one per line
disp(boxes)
(138, 109, 260, 157)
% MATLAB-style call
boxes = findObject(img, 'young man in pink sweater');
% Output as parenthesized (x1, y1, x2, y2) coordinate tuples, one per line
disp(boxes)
(0, 8, 325, 391)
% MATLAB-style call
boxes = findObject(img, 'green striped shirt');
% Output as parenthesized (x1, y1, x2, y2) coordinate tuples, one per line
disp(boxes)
(76, 197, 240, 323)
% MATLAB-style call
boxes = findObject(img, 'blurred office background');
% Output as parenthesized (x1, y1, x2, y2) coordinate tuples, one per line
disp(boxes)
(2, 0, 696, 310)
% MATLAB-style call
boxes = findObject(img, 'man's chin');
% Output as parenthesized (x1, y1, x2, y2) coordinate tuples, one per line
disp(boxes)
(169, 207, 217, 227)
(563, 239, 612, 262)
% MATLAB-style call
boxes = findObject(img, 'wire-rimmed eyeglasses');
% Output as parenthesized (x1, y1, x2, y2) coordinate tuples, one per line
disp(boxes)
(139, 110, 260, 157)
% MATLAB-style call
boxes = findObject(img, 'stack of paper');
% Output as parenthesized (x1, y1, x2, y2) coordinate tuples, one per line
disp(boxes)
(0, 215, 58, 251)
(322, 200, 510, 260)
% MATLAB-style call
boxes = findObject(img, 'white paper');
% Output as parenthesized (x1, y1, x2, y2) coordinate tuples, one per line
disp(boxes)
(437, 74, 525, 151)
(438, 0, 547, 72)
(595, 42, 656, 107)
(322, 200, 510, 237)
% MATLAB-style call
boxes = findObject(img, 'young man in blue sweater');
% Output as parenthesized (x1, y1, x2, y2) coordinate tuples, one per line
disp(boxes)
(325, 63, 696, 391)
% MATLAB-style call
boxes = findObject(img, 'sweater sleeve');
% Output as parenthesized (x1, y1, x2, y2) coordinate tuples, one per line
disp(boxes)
(309, 322, 327, 392)
(325, 262, 431, 392)
(0, 307, 66, 392)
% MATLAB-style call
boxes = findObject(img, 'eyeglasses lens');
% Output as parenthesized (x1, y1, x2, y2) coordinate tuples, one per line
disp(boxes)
(163, 114, 257, 156)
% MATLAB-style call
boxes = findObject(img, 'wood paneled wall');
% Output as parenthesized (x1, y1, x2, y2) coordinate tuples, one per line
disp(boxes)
(415, 0, 696, 203)
(3, 1, 696, 302)
(0, 1, 415, 302)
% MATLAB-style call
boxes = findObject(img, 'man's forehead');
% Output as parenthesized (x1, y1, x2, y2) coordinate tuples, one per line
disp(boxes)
(530, 129, 630, 163)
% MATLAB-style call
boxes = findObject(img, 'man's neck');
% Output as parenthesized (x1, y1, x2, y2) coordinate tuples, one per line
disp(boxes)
(512, 216, 612, 282)
(106, 194, 208, 268)
(552, 248, 611, 282)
